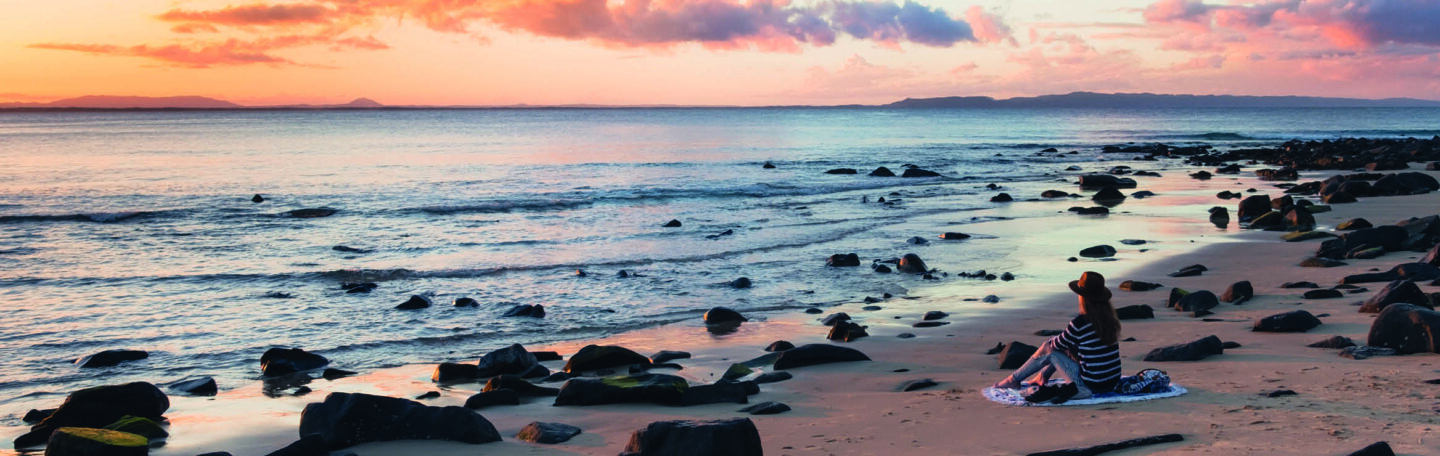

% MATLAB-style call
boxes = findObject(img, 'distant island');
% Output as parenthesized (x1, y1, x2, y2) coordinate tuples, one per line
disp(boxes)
(3, 92, 1440, 110)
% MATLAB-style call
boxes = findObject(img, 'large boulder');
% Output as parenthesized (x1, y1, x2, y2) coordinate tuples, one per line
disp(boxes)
(299, 392, 500, 450)
(553, 373, 689, 406)
(703, 307, 747, 324)
(1142, 335, 1224, 362)
(75, 350, 149, 368)
(1360, 280, 1432, 313)
(261, 347, 329, 377)
(1317, 225, 1409, 259)
(1253, 310, 1322, 332)
(1237, 195, 1272, 221)
(563, 345, 651, 373)
(679, 382, 751, 406)
(619, 418, 762, 456)
(13, 382, 169, 449)
(45, 428, 148, 456)
(1368, 303, 1440, 354)
(896, 253, 929, 274)
(773, 344, 871, 370)
(433, 363, 481, 382)
(395, 295, 432, 310)
(476, 344, 540, 378)
(997, 341, 1038, 369)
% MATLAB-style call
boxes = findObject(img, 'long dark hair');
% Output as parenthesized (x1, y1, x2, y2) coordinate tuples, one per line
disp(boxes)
(1080, 296, 1121, 345)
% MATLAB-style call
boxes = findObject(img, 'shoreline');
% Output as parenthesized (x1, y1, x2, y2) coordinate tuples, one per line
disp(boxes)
(10, 156, 1440, 455)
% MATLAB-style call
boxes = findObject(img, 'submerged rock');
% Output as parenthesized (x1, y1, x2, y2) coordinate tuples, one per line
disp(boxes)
(166, 376, 218, 396)
(395, 295, 432, 310)
(261, 347, 329, 377)
(502, 304, 545, 318)
(75, 350, 149, 368)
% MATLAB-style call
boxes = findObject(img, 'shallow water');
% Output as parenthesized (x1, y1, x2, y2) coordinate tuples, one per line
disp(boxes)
(1, 107, 1438, 429)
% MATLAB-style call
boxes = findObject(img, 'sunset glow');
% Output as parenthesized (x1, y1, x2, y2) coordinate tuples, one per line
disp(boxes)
(3, 0, 1439, 106)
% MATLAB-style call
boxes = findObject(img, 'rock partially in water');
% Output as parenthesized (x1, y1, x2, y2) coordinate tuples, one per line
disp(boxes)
(284, 208, 337, 218)
(502, 304, 545, 318)
(662, 219, 682, 227)
(452, 297, 479, 307)
(703, 307, 748, 324)
(897, 253, 929, 274)
(1079, 245, 1116, 258)
(476, 344, 541, 378)
(166, 376, 218, 396)
(12, 382, 169, 449)
(75, 349, 149, 368)
(395, 295, 432, 310)
(826, 253, 861, 267)
(261, 348, 329, 377)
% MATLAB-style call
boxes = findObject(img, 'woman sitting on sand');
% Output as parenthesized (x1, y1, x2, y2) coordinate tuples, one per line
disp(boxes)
(993, 271, 1122, 403)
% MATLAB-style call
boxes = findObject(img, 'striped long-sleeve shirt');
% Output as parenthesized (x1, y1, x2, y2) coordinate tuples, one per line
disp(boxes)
(1053, 314, 1121, 393)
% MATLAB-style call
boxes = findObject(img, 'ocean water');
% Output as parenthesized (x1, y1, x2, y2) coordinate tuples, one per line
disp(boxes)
(1, 107, 1439, 416)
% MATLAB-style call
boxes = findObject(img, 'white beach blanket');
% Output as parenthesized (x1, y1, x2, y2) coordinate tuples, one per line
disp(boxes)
(982, 380, 1187, 407)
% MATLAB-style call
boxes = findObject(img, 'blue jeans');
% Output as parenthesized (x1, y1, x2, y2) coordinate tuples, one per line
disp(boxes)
(999, 337, 1092, 397)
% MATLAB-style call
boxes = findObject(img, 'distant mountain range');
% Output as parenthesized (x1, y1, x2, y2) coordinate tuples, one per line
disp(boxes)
(885, 92, 1440, 108)
(0, 96, 384, 110)
(2, 92, 1438, 110)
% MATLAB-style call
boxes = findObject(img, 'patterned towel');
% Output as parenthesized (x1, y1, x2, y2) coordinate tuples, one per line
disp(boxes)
(982, 380, 1187, 407)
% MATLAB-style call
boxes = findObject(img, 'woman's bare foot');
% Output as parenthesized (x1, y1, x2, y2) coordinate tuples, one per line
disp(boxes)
(993, 377, 1021, 389)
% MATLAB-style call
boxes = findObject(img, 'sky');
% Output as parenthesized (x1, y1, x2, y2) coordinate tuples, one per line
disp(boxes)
(2, 0, 1439, 106)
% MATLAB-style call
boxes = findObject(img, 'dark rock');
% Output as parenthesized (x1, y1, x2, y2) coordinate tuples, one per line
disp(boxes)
(1345, 441, 1395, 456)
(395, 295, 432, 310)
(452, 297, 479, 307)
(1221, 341, 1243, 349)
(1343, 262, 1440, 284)
(1001, 272, 1016, 281)
(703, 307, 748, 324)
(618, 418, 762, 456)
(868, 167, 895, 177)
(872, 264, 892, 273)
(1282, 231, 1335, 242)
(1368, 303, 1440, 354)
(827, 321, 868, 342)
(1079, 245, 1116, 258)
(432, 363, 480, 382)
(998, 341, 1038, 369)
(739, 401, 790, 415)
(322, 368, 356, 380)
(75, 349, 149, 368)
(554, 373, 688, 406)
(1222, 281, 1253, 304)
(1077, 175, 1137, 189)
(820, 312, 852, 326)
(1092, 186, 1126, 202)
(1071, 206, 1110, 215)
(341, 282, 377, 293)
(1266, 389, 1297, 398)
(662, 219, 682, 227)
(13, 382, 169, 449)
(265, 434, 327, 456)
(985, 342, 1005, 355)
(1175, 290, 1219, 314)
(897, 253, 929, 274)
(1308, 336, 1357, 349)
(1253, 310, 1322, 332)
(983, 295, 1000, 303)
(913, 321, 950, 328)
(284, 208, 337, 218)
(483, 375, 559, 397)
(464, 390, 520, 409)
(1338, 218, 1373, 231)
(22, 409, 53, 424)
(532, 351, 563, 362)
(516, 422, 582, 445)
(299, 392, 501, 449)
(1284, 206, 1315, 230)
(727, 277, 752, 289)
(901, 168, 941, 178)
(1116, 304, 1155, 320)
(252, 194, 265, 203)
(1142, 335, 1224, 362)
(1360, 279, 1431, 313)
(922, 311, 948, 321)
(1341, 346, 1397, 360)
(773, 344, 871, 370)
(1168, 264, 1207, 277)
(167, 376, 218, 396)
(332, 245, 369, 254)
(762, 162, 776, 169)
(415, 391, 440, 400)
(1237, 195, 1272, 221)
(899, 378, 938, 392)
(1042, 190, 1071, 198)
(261, 347, 329, 377)
(1299, 257, 1347, 268)
(1282, 281, 1320, 288)
(680, 382, 749, 406)
(650, 350, 691, 363)
(1303, 289, 1344, 299)
(103, 416, 167, 440)
(804, 307, 823, 314)
(753, 372, 793, 384)
(826, 253, 861, 267)
(990, 193, 1014, 203)
(1191, 170, 1213, 180)
(1119, 280, 1163, 291)
(501, 304, 545, 318)
(1035, 329, 1063, 336)
(564, 345, 650, 373)
(476, 344, 540, 378)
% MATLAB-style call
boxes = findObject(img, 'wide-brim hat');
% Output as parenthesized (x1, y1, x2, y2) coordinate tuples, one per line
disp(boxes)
(1068, 271, 1112, 300)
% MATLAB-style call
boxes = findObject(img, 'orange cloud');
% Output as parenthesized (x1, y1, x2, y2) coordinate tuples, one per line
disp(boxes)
(157, 3, 336, 26)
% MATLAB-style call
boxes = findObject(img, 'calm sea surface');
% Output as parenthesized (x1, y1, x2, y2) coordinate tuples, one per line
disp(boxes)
(1, 107, 1438, 414)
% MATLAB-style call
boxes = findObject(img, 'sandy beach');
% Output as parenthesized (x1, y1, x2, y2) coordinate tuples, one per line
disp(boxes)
(15, 159, 1432, 456)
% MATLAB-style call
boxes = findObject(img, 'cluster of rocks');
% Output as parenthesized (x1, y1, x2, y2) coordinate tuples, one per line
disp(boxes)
(825, 164, 945, 178)
(1185, 137, 1440, 172)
